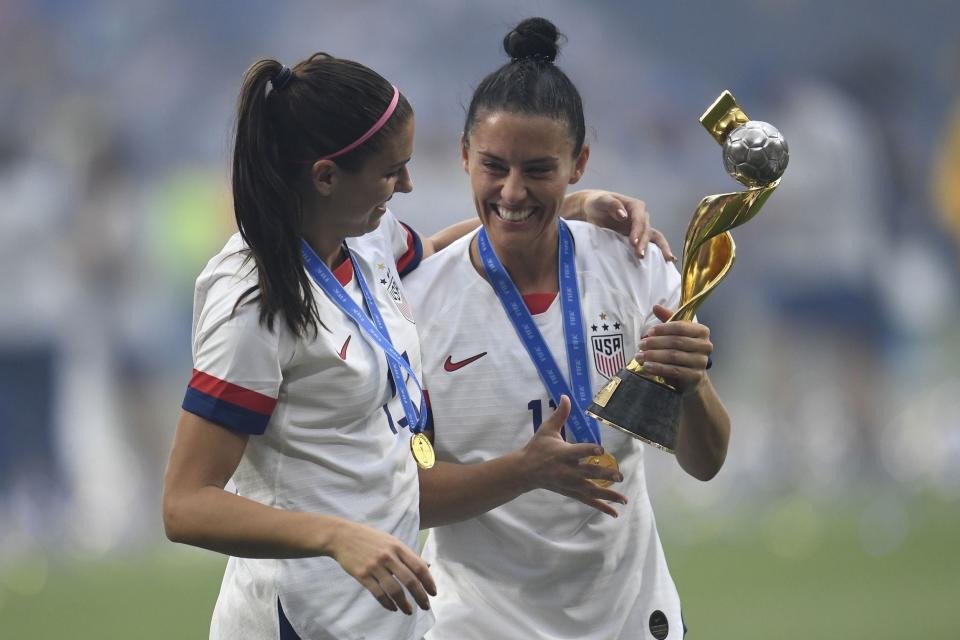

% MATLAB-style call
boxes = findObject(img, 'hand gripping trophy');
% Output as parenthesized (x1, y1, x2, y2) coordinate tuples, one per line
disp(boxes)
(586, 90, 789, 452)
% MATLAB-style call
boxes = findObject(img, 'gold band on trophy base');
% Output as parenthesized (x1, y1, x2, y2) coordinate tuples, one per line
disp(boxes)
(587, 90, 787, 451)
(410, 432, 435, 469)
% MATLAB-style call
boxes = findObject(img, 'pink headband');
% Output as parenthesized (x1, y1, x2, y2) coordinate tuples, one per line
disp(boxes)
(320, 85, 400, 161)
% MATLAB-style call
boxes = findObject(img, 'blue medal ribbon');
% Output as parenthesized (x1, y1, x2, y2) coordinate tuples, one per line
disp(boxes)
(477, 220, 600, 445)
(301, 239, 427, 432)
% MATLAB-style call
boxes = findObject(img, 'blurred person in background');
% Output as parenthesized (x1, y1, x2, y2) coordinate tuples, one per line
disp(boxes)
(745, 76, 895, 485)
(404, 18, 729, 640)
(0, 132, 73, 552)
(58, 111, 157, 552)
(729, 66, 918, 489)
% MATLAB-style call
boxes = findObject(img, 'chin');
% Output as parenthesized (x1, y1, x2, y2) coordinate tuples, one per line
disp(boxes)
(492, 218, 558, 247)
(366, 215, 384, 232)
(364, 206, 388, 228)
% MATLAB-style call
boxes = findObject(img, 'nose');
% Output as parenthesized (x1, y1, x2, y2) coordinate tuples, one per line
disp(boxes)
(395, 166, 413, 194)
(500, 169, 526, 204)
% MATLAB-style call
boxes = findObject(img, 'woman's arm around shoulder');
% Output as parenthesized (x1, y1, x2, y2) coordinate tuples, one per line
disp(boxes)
(407, 188, 676, 265)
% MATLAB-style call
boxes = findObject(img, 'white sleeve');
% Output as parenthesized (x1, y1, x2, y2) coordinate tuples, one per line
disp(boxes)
(182, 275, 282, 435)
(639, 252, 683, 335)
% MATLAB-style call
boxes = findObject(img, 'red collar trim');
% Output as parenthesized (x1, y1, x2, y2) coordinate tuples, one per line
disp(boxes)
(332, 257, 354, 286)
(522, 292, 557, 315)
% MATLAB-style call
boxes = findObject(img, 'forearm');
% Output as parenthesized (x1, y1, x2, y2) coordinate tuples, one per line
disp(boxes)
(427, 219, 481, 255)
(559, 189, 592, 220)
(674, 375, 730, 481)
(418, 454, 529, 529)
(163, 484, 345, 559)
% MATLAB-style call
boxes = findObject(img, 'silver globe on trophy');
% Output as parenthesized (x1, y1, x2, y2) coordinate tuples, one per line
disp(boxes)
(586, 90, 789, 452)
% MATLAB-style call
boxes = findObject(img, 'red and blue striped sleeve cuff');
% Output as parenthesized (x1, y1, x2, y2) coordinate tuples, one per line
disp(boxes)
(396, 222, 423, 277)
(182, 369, 276, 435)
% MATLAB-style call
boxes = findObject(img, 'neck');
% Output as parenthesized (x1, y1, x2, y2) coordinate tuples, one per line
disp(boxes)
(470, 225, 559, 294)
(302, 224, 347, 269)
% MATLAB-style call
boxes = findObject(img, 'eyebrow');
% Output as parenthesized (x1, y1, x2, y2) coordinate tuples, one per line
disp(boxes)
(478, 151, 558, 165)
(386, 156, 412, 171)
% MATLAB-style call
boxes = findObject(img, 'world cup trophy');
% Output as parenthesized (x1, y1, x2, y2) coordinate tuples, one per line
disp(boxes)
(586, 90, 789, 452)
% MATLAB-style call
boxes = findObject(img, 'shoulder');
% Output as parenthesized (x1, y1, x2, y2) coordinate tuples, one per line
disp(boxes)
(349, 209, 399, 257)
(350, 209, 423, 276)
(567, 221, 680, 315)
(194, 233, 259, 309)
(567, 220, 675, 281)
(566, 219, 632, 254)
(403, 230, 476, 309)
(191, 233, 282, 347)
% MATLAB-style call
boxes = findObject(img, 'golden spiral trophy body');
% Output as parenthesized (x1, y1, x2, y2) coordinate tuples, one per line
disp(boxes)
(586, 90, 788, 452)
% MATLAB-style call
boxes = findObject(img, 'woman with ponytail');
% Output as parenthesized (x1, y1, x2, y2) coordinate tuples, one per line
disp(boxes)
(161, 50, 667, 639)
(162, 54, 436, 640)
(405, 18, 730, 639)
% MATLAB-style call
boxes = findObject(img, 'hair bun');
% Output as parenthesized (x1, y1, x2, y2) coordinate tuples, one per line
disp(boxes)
(503, 17, 560, 63)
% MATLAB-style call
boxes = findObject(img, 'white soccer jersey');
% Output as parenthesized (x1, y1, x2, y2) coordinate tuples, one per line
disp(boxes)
(182, 210, 434, 640)
(404, 221, 684, 640)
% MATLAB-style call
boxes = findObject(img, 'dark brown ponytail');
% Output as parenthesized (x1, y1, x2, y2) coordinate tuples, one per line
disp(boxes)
(230, 54, 412, 337)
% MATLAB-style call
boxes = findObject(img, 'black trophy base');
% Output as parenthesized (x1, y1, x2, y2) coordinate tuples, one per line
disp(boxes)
(586, 369, 681, 453)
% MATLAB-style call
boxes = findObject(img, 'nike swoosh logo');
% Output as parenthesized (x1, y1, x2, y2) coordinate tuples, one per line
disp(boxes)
(443, 352, 487, 372)
(338, 335, 351, 361)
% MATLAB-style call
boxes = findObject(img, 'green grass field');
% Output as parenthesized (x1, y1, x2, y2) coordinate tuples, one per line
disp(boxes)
(1, 495, 957, 638)
(663, 496, 960, 639)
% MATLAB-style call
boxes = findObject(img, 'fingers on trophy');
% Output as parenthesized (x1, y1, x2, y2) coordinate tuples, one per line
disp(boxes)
(586, 90, 789, 452)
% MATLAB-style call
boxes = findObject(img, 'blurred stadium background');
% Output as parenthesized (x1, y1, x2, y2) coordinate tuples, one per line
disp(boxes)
(2, 0, 959, 637)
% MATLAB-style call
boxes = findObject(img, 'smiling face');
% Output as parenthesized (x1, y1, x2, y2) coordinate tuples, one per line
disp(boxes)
(462, 111, 588, 256)
(305, 116, 415, 259)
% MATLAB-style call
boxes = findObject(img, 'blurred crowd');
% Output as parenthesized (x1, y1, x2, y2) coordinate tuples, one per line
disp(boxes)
(1, 0, 958, 563)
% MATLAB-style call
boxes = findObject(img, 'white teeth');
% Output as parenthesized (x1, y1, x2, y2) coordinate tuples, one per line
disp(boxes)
(494, 205, 533, 221)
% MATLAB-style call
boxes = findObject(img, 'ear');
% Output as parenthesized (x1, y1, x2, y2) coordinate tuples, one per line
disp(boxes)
(311, 159, 338, 196)
(569, 144, 590, 185)
(459, 133, 470, 174)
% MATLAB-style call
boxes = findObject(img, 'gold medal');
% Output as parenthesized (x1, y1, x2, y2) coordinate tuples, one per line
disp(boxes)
(410, 432, 435, 469)
(584, 451, 619, 488)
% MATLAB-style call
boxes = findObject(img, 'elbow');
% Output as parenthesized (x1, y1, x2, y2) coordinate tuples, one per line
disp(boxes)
(697, 441, 729, 482)
(690, 461, 723, 482)
(162, 491, 190, 544)
(689, 418, 731, 482)
(679, 441, 728, 482)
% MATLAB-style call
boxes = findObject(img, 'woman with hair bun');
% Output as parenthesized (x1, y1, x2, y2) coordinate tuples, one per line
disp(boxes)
(161, 50, 668, 639)
(406, 18, 730, 639)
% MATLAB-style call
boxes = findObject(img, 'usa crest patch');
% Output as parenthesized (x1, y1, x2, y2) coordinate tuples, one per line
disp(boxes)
(385, 273, 416, 324)
(375, 262, 416, 324)
(591, 333, 625, 379)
